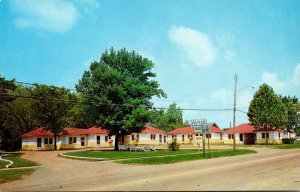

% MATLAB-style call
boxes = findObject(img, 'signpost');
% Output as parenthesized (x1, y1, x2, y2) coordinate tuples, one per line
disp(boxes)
(191, 119, 211, 158)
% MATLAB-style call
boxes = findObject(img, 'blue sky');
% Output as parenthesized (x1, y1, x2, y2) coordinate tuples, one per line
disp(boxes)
(1, 0, 300, 128)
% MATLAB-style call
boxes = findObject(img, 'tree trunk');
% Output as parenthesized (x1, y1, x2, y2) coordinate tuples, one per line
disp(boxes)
(54, 134, 57, 150)
(114, 133, 119, 151)
(265, 130, 268, 145)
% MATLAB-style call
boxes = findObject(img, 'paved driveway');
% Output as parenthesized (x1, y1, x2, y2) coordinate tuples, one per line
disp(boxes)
(1, 147, 300, 191)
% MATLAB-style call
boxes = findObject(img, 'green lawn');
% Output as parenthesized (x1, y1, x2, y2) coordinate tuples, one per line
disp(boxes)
(2, 154, 39, 168)
(270, 142, 300, 149)
(118, 149, 256, 164)
(64, 149, 256, 164)
(0, 160, 9, 168)
(65, 149, 201, 160)
(0, 168, 36, 184)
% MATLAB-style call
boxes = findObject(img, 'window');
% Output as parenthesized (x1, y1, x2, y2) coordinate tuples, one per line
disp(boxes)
(239, 134, 243, 141)
(182, 135, 185, 141)
(164, 136, 166, 143)
(136, 134, 139, 140)
(44, 138, 49, 144)
(206, 134, 211, 139)
(69, 137, 77, 144)
(228, 134, 232, 139)
(159, 135, 162, 142)
(172, 135, 174, 139)
(49, 138, 53, 144)
(279, 133, 281, 139)
(69, 137, 73, 144)
(220, 134, 223, 140)
(151, 134, 156, 140)
(97, 136, 100, 145)
(262, 133, 269, 139)
(105, 136, 108, 142)
(131, 135, 135, 141)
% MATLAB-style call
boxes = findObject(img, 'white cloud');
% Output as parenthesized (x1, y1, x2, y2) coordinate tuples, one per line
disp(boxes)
(291, 63, 300, 87)
(261, 72, 286, 91)
(169, 26, 217, 68)
(11, 0, 78, 33)
(224, 50, 236, 62)
(260, 64, 300, 95)
(210, 88, 232, 106)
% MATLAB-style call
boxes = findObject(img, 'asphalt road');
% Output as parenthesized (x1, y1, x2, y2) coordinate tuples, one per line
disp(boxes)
(1, 147, 300, 191)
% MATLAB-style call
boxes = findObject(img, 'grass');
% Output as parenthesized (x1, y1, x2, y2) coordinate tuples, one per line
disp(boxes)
(65, 149, 201, 160)
(5, 154, 39, 168)
(2, 154, 39, 168)
(0, 168, 36, 184)
(64, 149, 256, 164)
(269, 142, 300, 149)
(0, 160, 9, 168)
(118, 149, 256, 164)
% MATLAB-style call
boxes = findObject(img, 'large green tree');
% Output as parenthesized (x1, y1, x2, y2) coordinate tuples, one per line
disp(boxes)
(76, 48, 166, 150)
(31, 84, 76, 150)
(280, 95, 300, 137)
(248, 84, 288, 144)
(0, 76, 17, 150)
(150, 103, 186, 132)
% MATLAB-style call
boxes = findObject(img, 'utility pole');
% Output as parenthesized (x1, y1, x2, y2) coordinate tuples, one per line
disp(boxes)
(233, 74, 238, 151)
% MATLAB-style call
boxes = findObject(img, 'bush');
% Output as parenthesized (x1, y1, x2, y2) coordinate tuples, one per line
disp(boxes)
(282, 138, 295, 144)
(168, 139, 180, 151)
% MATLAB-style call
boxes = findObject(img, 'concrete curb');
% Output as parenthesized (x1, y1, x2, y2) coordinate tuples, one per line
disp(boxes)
(0, 156, 14, 168)
(59, 152, 108, 161)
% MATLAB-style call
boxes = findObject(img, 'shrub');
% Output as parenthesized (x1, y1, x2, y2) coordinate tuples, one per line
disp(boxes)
(282, 138, 295, 144)
(168, 139, 180, 151)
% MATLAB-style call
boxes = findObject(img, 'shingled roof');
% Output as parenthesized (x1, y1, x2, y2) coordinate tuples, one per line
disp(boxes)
(167, 126, 195, 134)
(140, 125, 166, 134)
(21, 126, 109, 138)
(225, 123, 256, 134)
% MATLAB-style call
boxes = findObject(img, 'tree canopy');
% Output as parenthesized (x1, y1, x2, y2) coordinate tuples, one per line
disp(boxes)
(31, 84, 76, 150)
(150, 103, 187, 132)
(248, 83, 288, 144)
(280, 95, 300, 137)
(76, 48, 166, 150)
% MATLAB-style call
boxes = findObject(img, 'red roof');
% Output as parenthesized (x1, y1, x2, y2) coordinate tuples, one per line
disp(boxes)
(21, 128, 53, 138)
(210, 123, 224, 133)
(140, 125, 166, 134)
(254, 128, 287, 133)
(225, 123, 256, 134)
(86, 126, 109, 134)
(167, 127, 195, 134)
(21, 127, 109, 138)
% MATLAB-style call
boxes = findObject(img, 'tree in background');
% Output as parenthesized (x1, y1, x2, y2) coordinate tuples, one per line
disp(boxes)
(280, 95, 300, 137)
(76, 48, 166, 150)
(31, 84, 76, 150)
(150, 103, 187, 132)
(248, 84, 288, 144)
(0, 76, 17, 150)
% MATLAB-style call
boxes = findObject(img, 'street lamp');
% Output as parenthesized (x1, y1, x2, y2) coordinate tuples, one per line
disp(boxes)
(233, 74, 254, 151)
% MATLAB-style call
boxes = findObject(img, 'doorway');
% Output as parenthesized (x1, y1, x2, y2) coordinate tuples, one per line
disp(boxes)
(81, 137, 85, 147)
(37, 138, 42, 150)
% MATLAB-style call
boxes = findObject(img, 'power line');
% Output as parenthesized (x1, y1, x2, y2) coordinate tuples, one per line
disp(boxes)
(0, 92, 234, 112)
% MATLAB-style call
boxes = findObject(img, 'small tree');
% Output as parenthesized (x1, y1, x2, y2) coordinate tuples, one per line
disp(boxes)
(248, 84, 288, 144)
(281, 95, 300, 137)
(168, 138, 180, 151)
(150, 103, 187, 132)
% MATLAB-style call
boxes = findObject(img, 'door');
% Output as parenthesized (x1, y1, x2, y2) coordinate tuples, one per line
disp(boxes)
(37, 138, 42, 150)
(81, 137, 85, 147)
(159, 135, 162, 143)
(164, 136, 166, 143)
